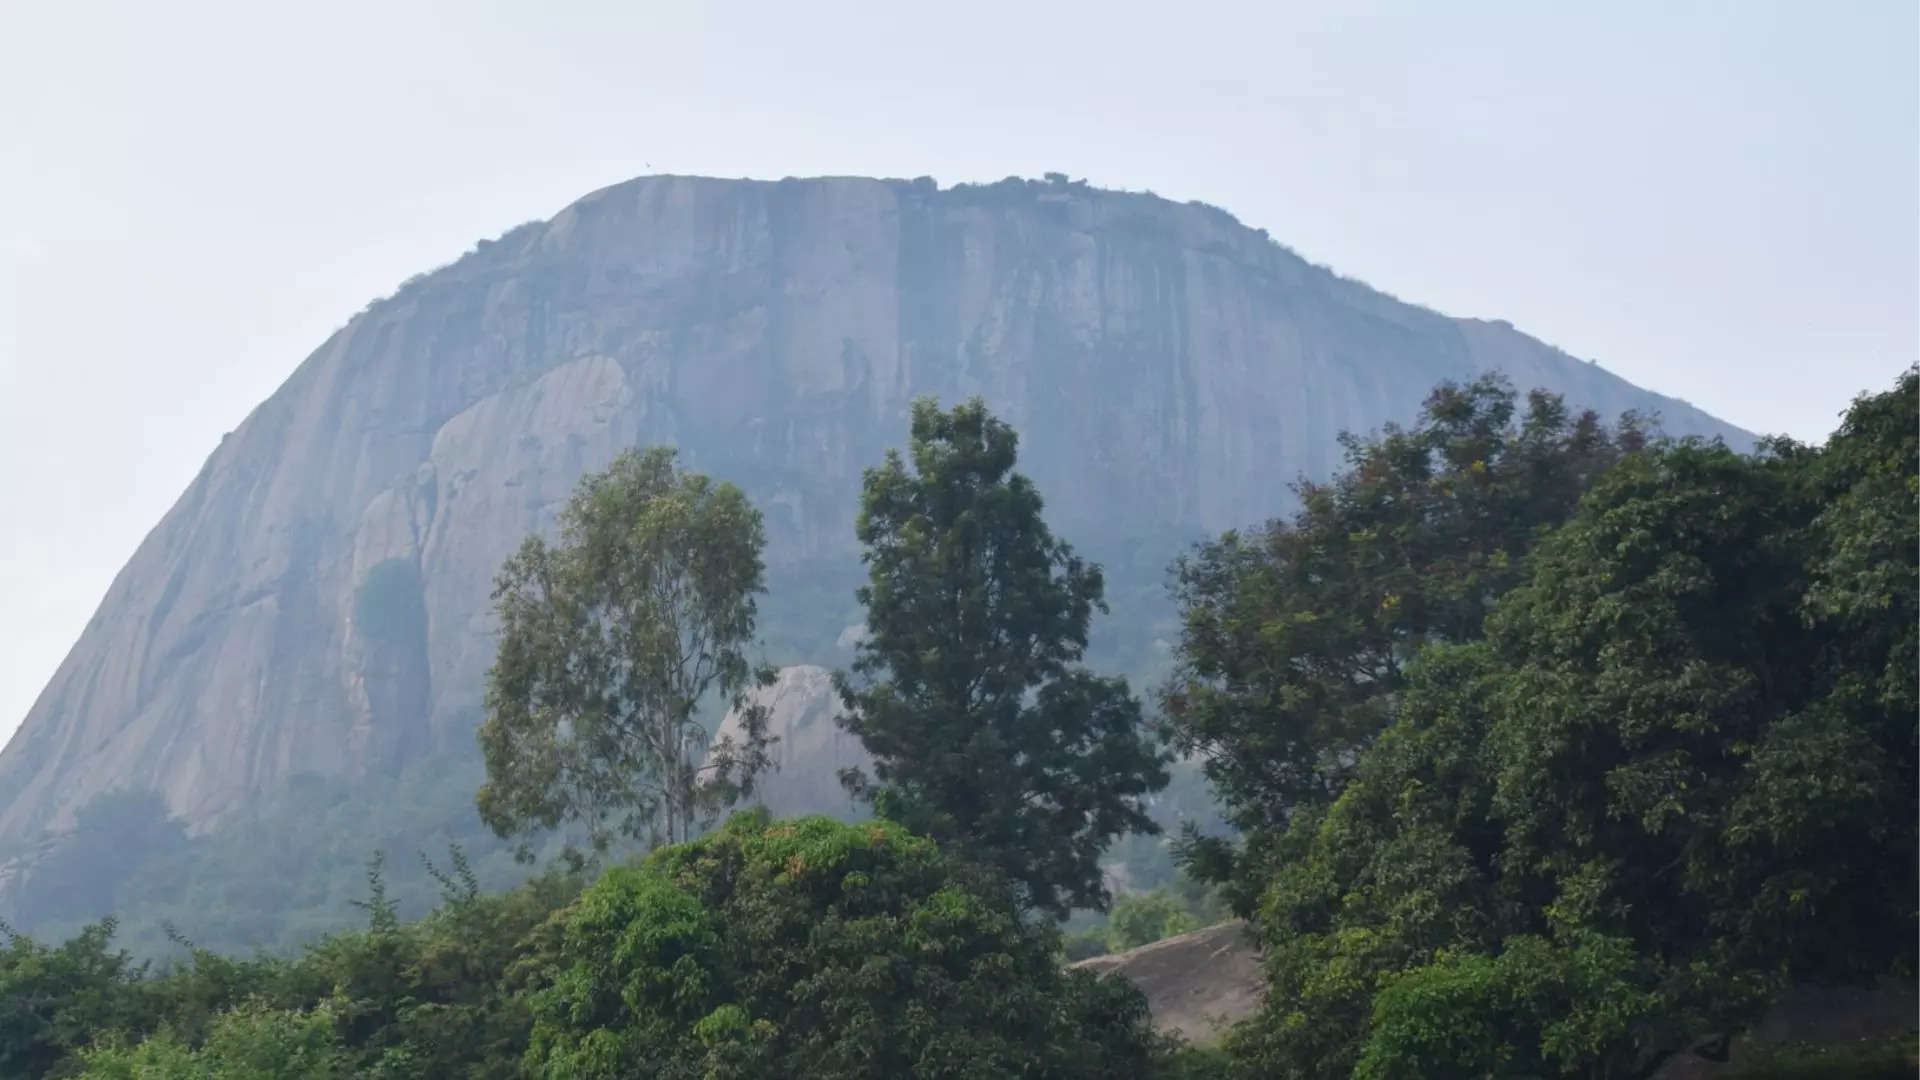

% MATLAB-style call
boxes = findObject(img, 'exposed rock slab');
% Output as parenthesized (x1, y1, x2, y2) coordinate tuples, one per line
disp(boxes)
(1071, 919, 1264, 1044)
(710, 664, 870, 820)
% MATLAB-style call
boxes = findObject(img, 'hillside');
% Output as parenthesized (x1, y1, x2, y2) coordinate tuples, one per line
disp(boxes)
(0, 173, 1753, 882)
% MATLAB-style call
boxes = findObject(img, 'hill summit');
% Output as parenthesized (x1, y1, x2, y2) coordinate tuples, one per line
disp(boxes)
(0, 173, 1751, 854)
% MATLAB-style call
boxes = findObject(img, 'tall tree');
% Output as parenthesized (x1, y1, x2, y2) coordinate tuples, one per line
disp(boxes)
(1159, 376, 1644, 901)
(476, 447, 774, 857)
(834, 398, 1169, 918)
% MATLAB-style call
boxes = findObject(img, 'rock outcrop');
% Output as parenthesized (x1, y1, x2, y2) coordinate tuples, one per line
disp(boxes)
(1071, 920, 1264, 1044)
(0, 174, 1756, 844)
(711, 664, 870, 821)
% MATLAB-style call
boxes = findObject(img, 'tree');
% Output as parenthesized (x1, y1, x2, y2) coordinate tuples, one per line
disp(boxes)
(833, 398, 1169, 917)
(1105, 889, 1199, 952)
(523, 811, 1163, 1079)
(1352, 934, 1661, 1080)
(10, 790, 189, 933)
(1159, 376, 1644, 906)
(76, 1002, 353, 1080)
(0, 918, 146, 1079)
(1220, 372, 1917, 1078)
(477, 446, 776, 858)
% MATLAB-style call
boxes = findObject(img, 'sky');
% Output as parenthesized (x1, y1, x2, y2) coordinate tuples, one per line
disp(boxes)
(0, 0, 1914, 744)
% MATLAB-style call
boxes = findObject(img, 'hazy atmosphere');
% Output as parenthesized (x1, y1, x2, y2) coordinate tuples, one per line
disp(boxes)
(3, 5, 1917, 1075)
(1, 0, 1914, 744)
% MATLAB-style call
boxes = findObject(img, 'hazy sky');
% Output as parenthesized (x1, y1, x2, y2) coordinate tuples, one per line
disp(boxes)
(1, 1, 1914, 744)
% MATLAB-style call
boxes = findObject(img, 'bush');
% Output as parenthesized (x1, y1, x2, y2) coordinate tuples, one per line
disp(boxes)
(76, 1001, 352, 1079)
(526, 810, 1161, 1079)
(1107, 889, 1200, 952)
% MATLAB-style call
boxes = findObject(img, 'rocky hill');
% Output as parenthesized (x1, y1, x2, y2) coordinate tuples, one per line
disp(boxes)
(0, 174, 1754, 850)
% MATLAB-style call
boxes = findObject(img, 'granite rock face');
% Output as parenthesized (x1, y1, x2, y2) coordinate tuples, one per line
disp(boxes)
(711, 664, 871, 821)
(0, 174, 1754, 843)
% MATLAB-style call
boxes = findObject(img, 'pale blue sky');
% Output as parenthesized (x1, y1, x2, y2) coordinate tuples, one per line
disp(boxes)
(1, 0, 1914, 744)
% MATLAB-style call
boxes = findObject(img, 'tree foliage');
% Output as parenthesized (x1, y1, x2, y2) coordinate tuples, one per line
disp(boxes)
(77, 1001, 354, 1079)
(835, 398, 1169, 916)
(0, 918, 149, 1077)
(1, 855, 585, 1080)
(1209, 371, 1917, 1078)
(1063, 873, 1229, 960)
(1352, 933, 1661, 1080)
(8, 791, 189, 933)
(477, 446, 776, 856)
(1160, 376, 1645, 906)
(13, 372, 1913, 1080)
(8, 815, 1197, 1080)
(526, 810, 1163, 1079)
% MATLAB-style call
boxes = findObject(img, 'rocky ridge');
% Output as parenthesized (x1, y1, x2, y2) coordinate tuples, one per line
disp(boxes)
(0, 173, 1756, 846)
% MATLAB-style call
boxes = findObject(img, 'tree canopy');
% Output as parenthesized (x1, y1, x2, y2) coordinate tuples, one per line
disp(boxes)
(1160, 376, 1645, 906)
(477, 447, 776, 856)
(1199, 370, 1917, 1078)
(526, 811, 1163, 1079)
(11, 817, 1183, 1080)
(11, 372, 1913, 1080)
(835, 398, 1170, 917)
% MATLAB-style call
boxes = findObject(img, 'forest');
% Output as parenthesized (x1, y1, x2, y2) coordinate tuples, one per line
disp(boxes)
(1, 369, 1912, 1079)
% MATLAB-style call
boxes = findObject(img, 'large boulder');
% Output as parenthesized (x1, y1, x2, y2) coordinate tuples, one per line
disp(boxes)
(711, 664, 871, 821)
(1070, 919, 1263, 1045)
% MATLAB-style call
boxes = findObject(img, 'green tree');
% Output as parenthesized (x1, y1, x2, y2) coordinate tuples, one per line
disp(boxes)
(1160, 376, 1644, 907)
(86, 855, 584, 1079)
(1105, 889, 1199, 952)
(1353, 934, 1661, 1080)
(0, 918, 146, 1078)
(1221, 371, 1917, 1078)
(76, 1000, 353, 1079)
(833, 398, 1170, 917)
(524, 811, 1162, 1079)
(477, 447, 776, 857)
(11, 790, 189, 932)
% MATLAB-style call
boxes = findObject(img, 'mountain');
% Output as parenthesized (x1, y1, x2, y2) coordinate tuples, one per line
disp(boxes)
(0, 173, 1754, 855)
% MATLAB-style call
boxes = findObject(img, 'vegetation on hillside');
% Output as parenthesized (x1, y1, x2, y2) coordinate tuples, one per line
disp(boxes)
(1163, 369, 1917, 1077)
(3, 372, 1912, 1078)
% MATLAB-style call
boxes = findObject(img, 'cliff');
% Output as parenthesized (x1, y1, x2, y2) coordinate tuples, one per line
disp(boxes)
(0, 174, 1754, 844)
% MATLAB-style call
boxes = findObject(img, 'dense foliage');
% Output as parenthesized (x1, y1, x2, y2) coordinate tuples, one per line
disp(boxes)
(1160, 375, 1645, 908)
(1163, 371, 1917, 1077)
(525, 811, 1162, 1078)
(836, 398, 1170, 917)
(7, 372, 1911, 1079)
(478, 447, 776, 855)
(1063, 872, 1230, 961)
(2, 817, 1180, 1079)
(2, 855, 583, 1079)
